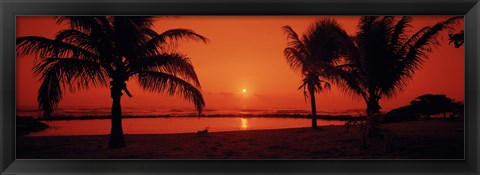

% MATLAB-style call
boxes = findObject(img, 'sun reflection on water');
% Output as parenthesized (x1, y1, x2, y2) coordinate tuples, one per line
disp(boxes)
(241, 118, 248, 129)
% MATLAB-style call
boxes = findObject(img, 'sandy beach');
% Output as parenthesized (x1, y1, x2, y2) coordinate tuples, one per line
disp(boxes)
(16, 120, 463, 159)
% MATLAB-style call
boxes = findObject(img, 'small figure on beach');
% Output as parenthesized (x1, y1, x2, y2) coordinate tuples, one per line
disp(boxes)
(197, 127, 209, 135)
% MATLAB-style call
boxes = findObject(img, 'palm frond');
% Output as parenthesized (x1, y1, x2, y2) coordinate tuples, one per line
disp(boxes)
(390, 16, 413, 52)
(142, 28, 160, 38)
(55, 16, 110, 35)
(144, 28, 209, 55)
(298, 78, 309, 102)
(54, 29, 104, 59)
(282, 25, 308, 55)
(349, 16, 462, 101)
(37, 69, 62, 117)
(283, 47, 307, 73)
(356, 16, 381, 38)
(53, 17, 115, 64)
(129, 53, 201, 87)
(331, 66, 368, 101)
(377, 16, 462, 98)
(34, 58, 109, 91)
(128, 16, 155, 27)
(16, 36, 100, 61)
(34, 58, 109, 116)
(159, 28, 209, 43)
(298, 72, 330, 95)
(136, 71, 205, 114)
(402, 16, 462, 76)
(321, 80, 332, 91)
(304, 18, 352, 64)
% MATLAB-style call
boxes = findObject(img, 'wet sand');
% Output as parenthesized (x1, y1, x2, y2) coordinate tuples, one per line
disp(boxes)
(16, 120, 464, 159)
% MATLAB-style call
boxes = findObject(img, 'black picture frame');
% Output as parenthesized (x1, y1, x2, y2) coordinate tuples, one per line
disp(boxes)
(1, 0, 479, 174)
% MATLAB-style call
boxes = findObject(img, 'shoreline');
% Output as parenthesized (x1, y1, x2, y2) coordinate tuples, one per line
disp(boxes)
(17, 114, 358, 121)
(17, 120, 464, 159)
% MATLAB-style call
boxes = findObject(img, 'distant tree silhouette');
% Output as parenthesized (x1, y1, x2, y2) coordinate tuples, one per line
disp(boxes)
(449, 30, 464, 48)
(383, 94, 463, 123)
(16, 16, 208, 148)
(335, 16, 463, 146)
(382, 105, 419, 123)
(283, 18, 351, 129)
(410, 94, 456, 119)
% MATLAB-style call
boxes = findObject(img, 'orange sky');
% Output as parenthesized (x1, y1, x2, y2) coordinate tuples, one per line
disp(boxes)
(16, 16, 464, 114)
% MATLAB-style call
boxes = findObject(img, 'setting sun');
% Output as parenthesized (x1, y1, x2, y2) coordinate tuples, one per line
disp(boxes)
(242, 88, 247, 93)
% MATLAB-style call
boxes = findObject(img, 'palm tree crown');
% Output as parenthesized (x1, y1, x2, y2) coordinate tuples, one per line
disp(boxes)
(17, 16, 209, 148)
(283, 18, 351, 128)
(338, 16, 463, 117)
(17, 16, 208, 116)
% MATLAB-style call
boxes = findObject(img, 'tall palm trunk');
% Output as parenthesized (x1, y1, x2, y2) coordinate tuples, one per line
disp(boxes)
(365, 97, 381, 126)
(366, 94, 380, 117)
(366, 101, 380, 118)
(109, 80, 125, 148)
(309, 87, 318, 129)
(363, 98, 381, 147)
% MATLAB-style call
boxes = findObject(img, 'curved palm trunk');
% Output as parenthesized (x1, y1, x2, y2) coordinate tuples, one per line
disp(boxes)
(109, 81, 126, 148)
(309, 89, 318, 129)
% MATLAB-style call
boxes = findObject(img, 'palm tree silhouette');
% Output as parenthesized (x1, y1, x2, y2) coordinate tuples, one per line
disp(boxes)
(16, 16, 208, 148)
(283, 18, 351, 129)
(449, 30, 464, 48)
(336, 16, 462, 144)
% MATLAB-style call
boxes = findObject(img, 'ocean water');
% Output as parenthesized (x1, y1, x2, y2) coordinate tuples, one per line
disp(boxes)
(17, 106, 355, 136)
(29, 117, 346, 136)
(16, 106, 364, 118)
